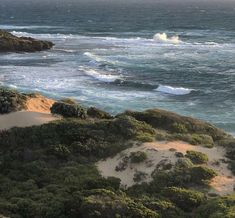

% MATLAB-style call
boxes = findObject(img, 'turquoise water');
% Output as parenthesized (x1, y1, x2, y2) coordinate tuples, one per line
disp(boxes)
(0, 0, 235, 134)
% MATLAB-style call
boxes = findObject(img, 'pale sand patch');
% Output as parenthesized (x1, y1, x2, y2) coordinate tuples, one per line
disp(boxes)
(25, 94, 55, 113)
(0, 111, 60, 130)
(97, 141, 235, 195)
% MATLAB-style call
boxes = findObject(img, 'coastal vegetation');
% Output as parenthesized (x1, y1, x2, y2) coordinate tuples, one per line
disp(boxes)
(0, 88, 235, 217)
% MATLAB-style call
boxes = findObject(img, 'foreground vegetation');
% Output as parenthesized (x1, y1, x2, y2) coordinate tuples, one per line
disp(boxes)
(0, 88, 235, 217)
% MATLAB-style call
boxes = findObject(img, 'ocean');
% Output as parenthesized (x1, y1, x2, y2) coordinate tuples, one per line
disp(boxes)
(0, 0, 234, 134)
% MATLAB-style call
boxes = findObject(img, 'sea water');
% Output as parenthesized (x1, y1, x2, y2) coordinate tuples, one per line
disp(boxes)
(0, 0, 234, 134)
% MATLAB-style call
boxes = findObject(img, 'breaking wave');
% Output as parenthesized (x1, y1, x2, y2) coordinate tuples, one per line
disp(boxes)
(155, 85, 193, 95)
(153, 33, 181, 44)
(79, 67, 121, 83)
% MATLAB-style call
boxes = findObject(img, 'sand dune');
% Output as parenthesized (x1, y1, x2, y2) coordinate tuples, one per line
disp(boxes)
(0, 94, 58, 130)
(25, 94, 55, 113)
(97, 141, 235, 196)
(0, 111, 60, 130)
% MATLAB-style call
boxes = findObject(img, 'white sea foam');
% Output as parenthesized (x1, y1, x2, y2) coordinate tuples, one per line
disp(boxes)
(10, 31, 83, 39)
(0, 25, 57, 30)
(8, 84, 18, 89)
(84, 52, 118, 66)
(84, 52, 104, 63)
(155, 85, 193, 95)
(80, 67, 120, 83)
(153, 33, 181, 44)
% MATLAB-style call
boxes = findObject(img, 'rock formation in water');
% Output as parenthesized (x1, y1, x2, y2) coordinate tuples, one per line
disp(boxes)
(0, 30, 54, 52)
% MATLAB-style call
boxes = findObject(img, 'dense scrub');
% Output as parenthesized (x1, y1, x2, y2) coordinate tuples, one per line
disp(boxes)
(122, 109, 227, 141)
(195, 194, 235, 217)
(130, 151, 148, 163)
(50, 102, 87, 118)
(1, 89, 235, 217)
(185, 150, 209, 164)
(0, 88, 28, 113)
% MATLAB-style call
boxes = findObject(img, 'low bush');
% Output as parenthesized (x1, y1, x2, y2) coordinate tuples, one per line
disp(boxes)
(175, 158, 194, 169)
(87, 107, 113, 119)
(122, 109, 226, 141)
(171, 123, 188, 134)
(80, 189, 160, 218)
(0, 88, 27, 113)
(130, 151, 148, 163)
(161, 187, 205, 212)
(185, 150, 209, 164)
(133, 171, 148, 183)
(50, 101, 87, 118)
(138, 197, 185, 218)
(195, 194, 235, 218)
(189, 166, 218, 185)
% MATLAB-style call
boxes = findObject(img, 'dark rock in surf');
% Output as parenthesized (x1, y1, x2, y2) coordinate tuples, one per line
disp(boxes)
(0, 30, 54, 52)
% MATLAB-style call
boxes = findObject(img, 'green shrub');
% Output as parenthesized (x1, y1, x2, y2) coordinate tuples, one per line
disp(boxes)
(191, 134, 214, 147)
(60, 98, 77, 105)
(138, 197, 185, 218)
(50, 101, 87, 118)
(195, 194, 235, 218)
(0, 88, 27, 114)
(80, 189, 160, 218)
(133, 171, 148, 183)
(185, 150, 209, 164)
(161, 187, 205, 212)
(171, 123, 188, 134)
(172, 133, 214, 147)
(175, 158, 194, 169)
(189, 166, 217, 185)
(136, 133, 155, 142)
(48, 144, 71, 160)
(130, 151, 148, 163)
(122, 109, 226, 141)
(87, 107, 113, 119)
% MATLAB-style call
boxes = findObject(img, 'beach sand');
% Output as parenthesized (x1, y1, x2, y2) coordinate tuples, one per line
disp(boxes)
(0, 111, 59, 130)
(25, 94, 55, 113)
(0, 94, 59, 130)
(97, 141, 235, 196)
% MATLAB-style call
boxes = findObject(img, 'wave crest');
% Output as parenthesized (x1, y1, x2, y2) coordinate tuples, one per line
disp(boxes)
(153, 33, 181, 44)
(79, 67, 121, 83)
(155, 85, 193, 95)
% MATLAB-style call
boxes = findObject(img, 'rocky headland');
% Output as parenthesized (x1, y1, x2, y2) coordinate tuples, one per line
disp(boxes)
(0, 30, 54, 52)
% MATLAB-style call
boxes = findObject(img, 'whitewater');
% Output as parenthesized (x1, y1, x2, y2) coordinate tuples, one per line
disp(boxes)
(0, 0, 235, 134)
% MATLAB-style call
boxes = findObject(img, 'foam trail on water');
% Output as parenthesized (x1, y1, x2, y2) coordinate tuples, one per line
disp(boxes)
(153, 33, 181, 44)
(84, 52, 105, 63)
(155, 85, 193, 95)
(84, 52, 118, 66)
(0, 25, 56, 30)
(80, 67, 120, 83)
(10, 31, 83, 39)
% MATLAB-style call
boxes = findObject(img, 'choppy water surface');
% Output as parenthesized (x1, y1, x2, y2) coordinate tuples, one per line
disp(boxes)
(0, 0, 235, 134)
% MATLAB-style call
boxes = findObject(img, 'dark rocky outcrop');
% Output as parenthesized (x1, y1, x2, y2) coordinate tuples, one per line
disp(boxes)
(0, 30, 54, 52)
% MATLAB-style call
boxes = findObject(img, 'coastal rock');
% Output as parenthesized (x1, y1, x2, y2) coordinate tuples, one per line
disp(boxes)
(0, 30, 54, 52)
